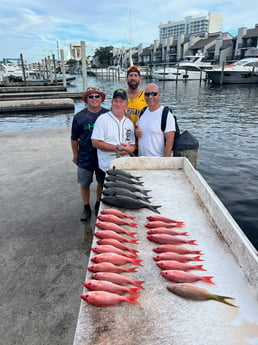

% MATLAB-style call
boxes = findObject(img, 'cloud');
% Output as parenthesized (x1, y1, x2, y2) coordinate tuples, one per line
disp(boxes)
(0, 0, 257, 63)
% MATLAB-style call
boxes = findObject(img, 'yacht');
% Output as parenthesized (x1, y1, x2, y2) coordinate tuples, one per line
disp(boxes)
(206, 57, 258, 84)
(152, 55, 212, 81)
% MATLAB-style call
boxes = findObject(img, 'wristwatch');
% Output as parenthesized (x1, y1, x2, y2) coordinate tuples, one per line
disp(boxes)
(116, 144, 120, 151)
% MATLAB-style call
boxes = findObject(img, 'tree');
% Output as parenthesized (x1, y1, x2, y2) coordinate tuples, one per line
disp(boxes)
(94, 46, 113, 67)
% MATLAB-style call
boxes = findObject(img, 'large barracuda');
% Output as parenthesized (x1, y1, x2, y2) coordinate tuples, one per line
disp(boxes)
(102, 187, 151, 203)
(104, 181, 151, 196)
(107, 167, 142, 181)
(105, 175, 144, 186)
(101, 195, 161, 214)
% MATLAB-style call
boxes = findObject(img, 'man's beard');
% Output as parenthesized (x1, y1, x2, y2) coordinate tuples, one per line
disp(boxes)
(128, 80, 139, 89)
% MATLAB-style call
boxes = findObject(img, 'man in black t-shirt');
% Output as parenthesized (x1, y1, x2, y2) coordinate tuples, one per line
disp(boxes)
(71, 87, 109, 221)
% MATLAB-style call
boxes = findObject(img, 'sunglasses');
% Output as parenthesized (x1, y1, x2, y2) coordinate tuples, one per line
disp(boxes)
(145, 92, 158, 97)
(88, 94, 101, 99)
(127, 65, 139, 71)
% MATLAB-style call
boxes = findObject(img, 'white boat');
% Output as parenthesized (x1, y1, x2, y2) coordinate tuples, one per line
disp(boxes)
(206, 57, 258, 84)
(0, 62, 24, 81)
(89, 65, 127, 79)
(152, 55, 212, 81)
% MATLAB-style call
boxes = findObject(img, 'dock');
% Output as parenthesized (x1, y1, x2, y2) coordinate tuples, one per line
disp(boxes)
(0, 83, 83, 112)
(73, 157, 258, 345)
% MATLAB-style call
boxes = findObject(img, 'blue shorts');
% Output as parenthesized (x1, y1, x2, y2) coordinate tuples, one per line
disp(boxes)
(77, 167, 105, 187)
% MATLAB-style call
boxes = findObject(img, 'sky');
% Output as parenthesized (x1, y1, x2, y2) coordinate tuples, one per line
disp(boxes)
(1, 0, 257, 64)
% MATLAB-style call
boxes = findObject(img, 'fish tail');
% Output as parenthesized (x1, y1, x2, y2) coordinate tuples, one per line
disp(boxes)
(129, 222, 138, 228)
(188, 240, 198, 245)
(175, 222, 185, 227)
(194, 255, 204, 261)
(142, 189, 152, 195)
(194, 265, 207, 271)
(128, 287, 141, 295)
(181, 232, 188, 236)
(125, 295, 139, 305)
(132, 258, 143, 266)
(214, 295, 238, 308)
(202, 276, 215, 285)
(126, 267, 138, 273)
(148, 205, 162, 214)
(125, 215, 136, 220)
(126, 231, 138, 238)
(128, 238, 139, 244)
(133, 280, 145, 289)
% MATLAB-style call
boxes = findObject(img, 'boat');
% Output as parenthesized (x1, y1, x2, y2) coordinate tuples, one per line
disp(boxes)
(152, 55, 212, 81)
(206, 57, 258, 84)
(73, 157, 258, 345)
(0, 61, 76, 85)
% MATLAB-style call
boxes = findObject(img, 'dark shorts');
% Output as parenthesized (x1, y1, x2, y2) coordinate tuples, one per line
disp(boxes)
(77, 167, 105, 187)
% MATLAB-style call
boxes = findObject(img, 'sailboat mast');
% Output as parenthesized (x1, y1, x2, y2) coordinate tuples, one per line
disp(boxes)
(129, 10, 133, 66)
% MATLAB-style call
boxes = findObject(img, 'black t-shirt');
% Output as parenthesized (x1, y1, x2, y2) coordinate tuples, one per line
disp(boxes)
(71, 107, 109, 170)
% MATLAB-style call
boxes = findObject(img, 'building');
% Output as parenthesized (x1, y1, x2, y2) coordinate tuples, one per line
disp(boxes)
(159, 13, 222, 41)
(69, 43, 82, 61)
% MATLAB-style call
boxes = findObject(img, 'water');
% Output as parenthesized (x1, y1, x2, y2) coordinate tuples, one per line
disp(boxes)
(0, 76, 257, 250)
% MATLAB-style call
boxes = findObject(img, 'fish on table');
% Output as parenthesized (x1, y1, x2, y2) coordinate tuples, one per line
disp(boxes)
(147, 228, 188, 236)
(91, 272, 145, 289)
(161, 270, 215, 284)
(100, 208, 135, 219)
(153, 244, 203, 255)
(88, 262, 138, 273)
(105, 174, 144, 186)
(96, 238, 139, 255)
(91, 245, 138, 258)
(153, 252, 203, 262)
(96, 214, 138, 227)
(167, 283, 237, 307)
(81, 291, 139, 307)
(95, 221, 137, 237)
(102, 187, 152, 203)
(147, 215, 184, 226)
(107, 167, 142, 181)
(104, 181, 151, 196)
(147, 234, 197, 245)
(83, 280, 140, 295)
(156, 260, 206, 272)
(91, 252, 143, 266)
(94, 230, 139, 244)
(101, 195, 161, 214)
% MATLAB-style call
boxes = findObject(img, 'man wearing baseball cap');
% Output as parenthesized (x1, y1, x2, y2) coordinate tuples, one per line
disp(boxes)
(71, 86, 109, 221)
(91, 89, 135, 172)
(126, 66, 147, 126)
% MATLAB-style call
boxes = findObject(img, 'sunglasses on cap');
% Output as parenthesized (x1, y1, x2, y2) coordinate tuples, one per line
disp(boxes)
(88, 94, 101, 99)
(127, 65, 139, 71)
(145, 92, 158, 97)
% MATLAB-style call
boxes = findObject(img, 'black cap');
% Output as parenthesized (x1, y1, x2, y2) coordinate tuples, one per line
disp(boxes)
(112, 89, 127, 100)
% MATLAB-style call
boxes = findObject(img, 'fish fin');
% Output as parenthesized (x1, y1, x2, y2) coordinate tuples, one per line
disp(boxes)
(194, 255, 204, 261)
(214, 295, 238, 308)
(194, 265, 207, 271)
(202, 276, 215, 285)
(125, 295, 139, 305)
(128, 287, 141, 295)
(188, 240, 198, 245)
(128, 222, 138, 228)
(133, 259, 143, 266)
(133, 280, 145, 289)
(127, 267, 138, 272)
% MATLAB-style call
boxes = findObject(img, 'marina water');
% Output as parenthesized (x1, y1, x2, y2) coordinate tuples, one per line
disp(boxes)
(0, 76, 257, 251)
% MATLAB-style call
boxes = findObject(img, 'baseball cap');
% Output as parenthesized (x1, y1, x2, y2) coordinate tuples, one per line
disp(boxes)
(127, 65, 141, 76)
(112, 89, 127, 100)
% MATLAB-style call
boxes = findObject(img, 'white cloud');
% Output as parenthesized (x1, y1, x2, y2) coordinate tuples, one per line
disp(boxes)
(0, 0, 257, 63)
